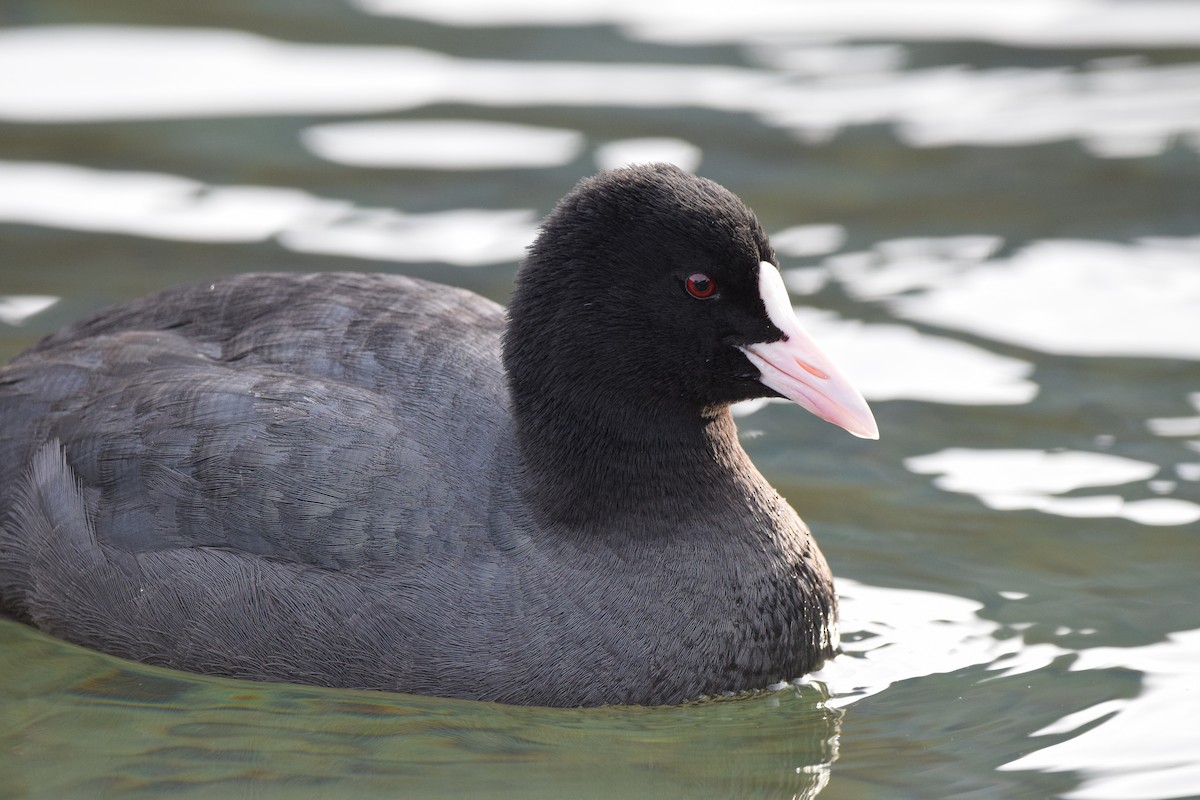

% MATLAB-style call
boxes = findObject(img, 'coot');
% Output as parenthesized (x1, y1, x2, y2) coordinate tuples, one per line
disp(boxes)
(0, 164, 877, 707)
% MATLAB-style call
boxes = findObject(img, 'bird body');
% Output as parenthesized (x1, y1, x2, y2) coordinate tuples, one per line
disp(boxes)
(0, 165, 875, 706)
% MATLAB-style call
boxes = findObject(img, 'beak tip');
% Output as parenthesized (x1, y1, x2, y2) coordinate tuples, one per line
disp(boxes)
(833, 407, 880, 441)
(855, 422, 881, 441)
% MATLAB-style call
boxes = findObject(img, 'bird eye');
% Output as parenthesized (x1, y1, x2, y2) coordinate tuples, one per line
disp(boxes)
(685, 273, 718, 299)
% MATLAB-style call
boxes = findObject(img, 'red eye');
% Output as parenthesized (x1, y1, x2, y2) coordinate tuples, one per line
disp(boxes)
(685, 273, 717, 299)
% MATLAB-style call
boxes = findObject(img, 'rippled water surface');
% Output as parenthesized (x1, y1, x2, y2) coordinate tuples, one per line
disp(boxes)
(2, 2, 1199, 798)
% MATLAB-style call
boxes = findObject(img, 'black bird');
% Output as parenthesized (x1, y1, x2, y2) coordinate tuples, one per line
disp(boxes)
(0, 164, 877, 707)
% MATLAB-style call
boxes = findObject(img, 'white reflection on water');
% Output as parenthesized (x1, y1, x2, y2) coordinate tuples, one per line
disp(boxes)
(355, 0, 1200, 48)
(0, 161, 537, 266)
(1149, 417, 1200, 438)
(898, 58, 1200, 158)
(906, 448, 1200, 526)
(1147, 393, 1200, 438)
(301, 120, 584, 169)
(734, 305, 1037, 410)
(774, 224, 847, 259)
(280, 208, 537, 267)
(761, 56, 1200, 157)
(0, 295, 58, 326)
(829, 237, 1200, 360)
(1000, 627, 1200, 800)
(0, 160, 340, 242)
(5, 26, 1200, 158)
(825, 235, 1004, 296)
(792, 308, 1038, 405)
(809, 578, 1066, 708)
(824, 580, 1200, 799)
(0, 26, 776, 122)
(593, 138, 703, 172)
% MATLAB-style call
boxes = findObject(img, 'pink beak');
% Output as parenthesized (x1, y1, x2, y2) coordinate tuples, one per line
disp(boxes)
(739, 263, 879, 440)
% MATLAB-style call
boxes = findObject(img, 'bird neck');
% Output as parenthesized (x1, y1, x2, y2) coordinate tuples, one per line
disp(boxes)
(507, 382, 756, 530)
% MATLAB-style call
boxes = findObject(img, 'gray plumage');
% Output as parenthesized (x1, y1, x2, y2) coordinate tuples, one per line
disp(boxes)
(0, 165, 839, 707)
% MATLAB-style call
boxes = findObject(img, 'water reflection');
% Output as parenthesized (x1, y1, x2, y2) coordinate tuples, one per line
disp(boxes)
(821, 235, 1003, 300)
(790, 308, 1038, 405)
(0, 295, 58, 326)
(1147, 393, 1200, 438)
(809, 579, 1066, 707)
(0, 620, 840, 800)
(1001, 627, 1200, 798)
(774, 225, 847, 260)
(906, 448, 1200, 526)
(0, 160, 538, 266)
(280, 208, 536, 267)
(7, 24, 1200, 160)
(0, 26, 777, 122)
(593, 138, 703, 172)
(820, 236, 1200, 360)
(354, 0, 1200, 49)
(887, 239, 1200, 360)
(301, 120, 585, 169)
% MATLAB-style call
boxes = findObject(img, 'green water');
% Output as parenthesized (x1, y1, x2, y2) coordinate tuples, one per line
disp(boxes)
(2, 2, 1199, 798)
(1, 623, 842, 799)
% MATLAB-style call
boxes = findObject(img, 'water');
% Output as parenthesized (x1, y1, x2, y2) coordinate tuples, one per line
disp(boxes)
(1, 1, 1199, 797)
